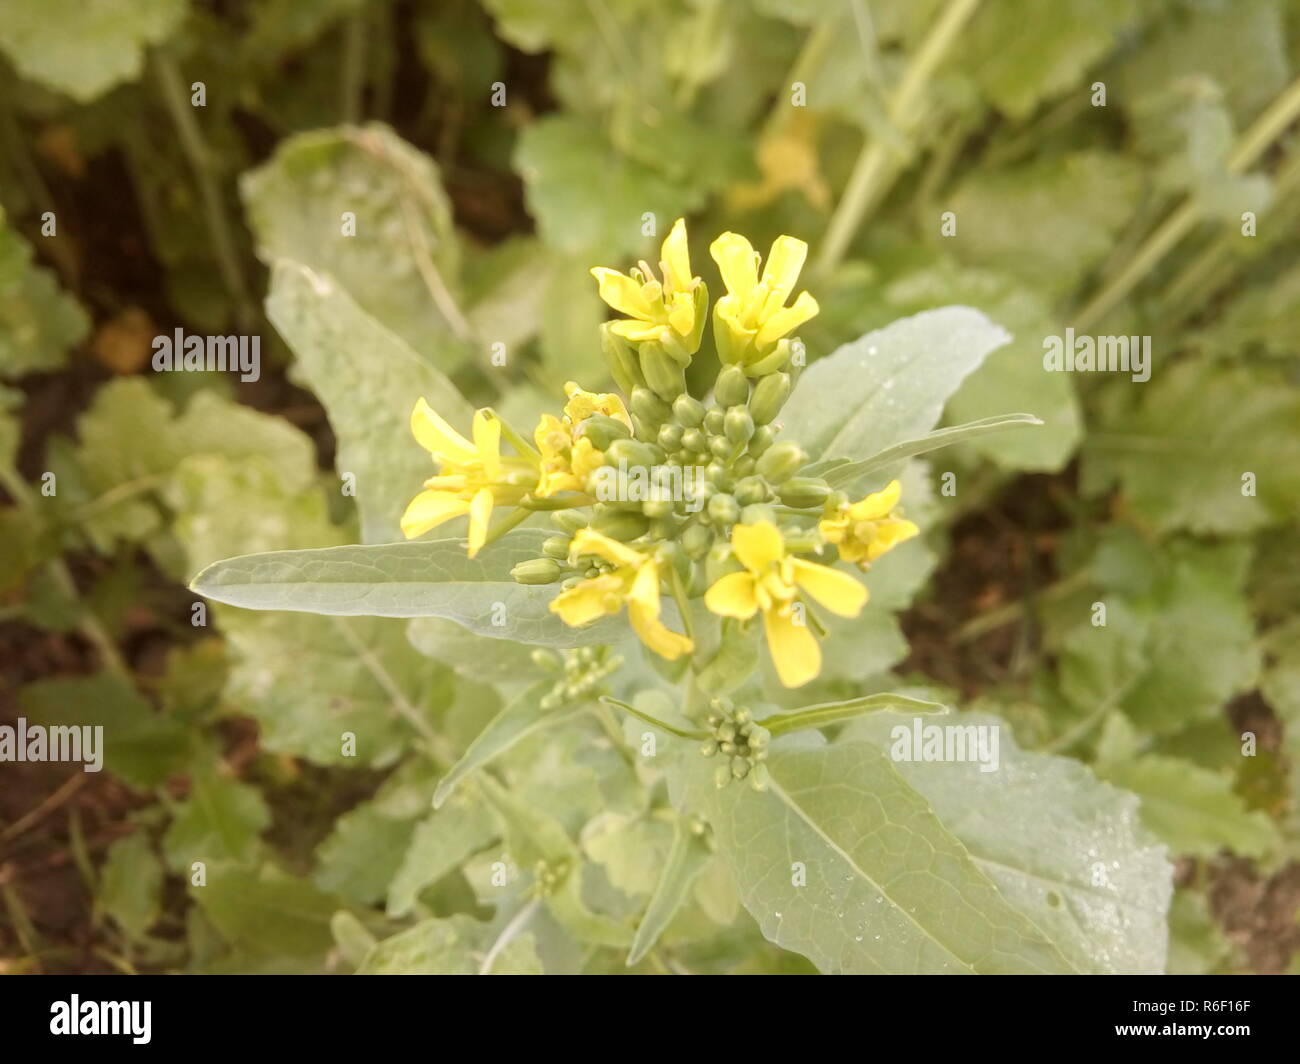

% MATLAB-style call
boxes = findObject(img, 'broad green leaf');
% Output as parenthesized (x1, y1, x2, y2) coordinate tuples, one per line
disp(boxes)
(0, 208, 89, 376)
(626, 819, 710, 966)
(190, 528, 629, 647)
(0, 0, 185, 102)
(1083, 360, 1300, 534)
(845, 712, 1173, 975)
(583, 813, 675, 899)
(820, 414, 1042, 489)
(948, 152, 1141, 302)
(313, 801, 420, 905)
(243, 125, 472, 370)
(387, 800, 498, 918)
(761, 693, 947, 738)
(99, 832, 164, 940)
(1100, 755, 1280, 859)
(433, 682, 580, 808)
(406, 616, 540, 684)
(515, 115, 697, 259)
(671, 738, 1077, 974)
(162, 761, 271, 872)
(265, 259, 474, 543)
(191, 863, 339, 963)
(780, 306, 1011, 468)
(18, 674, 188, 789)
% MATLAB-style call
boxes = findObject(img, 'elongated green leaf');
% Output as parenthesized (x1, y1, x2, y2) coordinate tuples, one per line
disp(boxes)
(434, 683, 582, 808)
(265, 259, 474, 544)
(762, 692, 948, 737)
(601, 695, 707, 739)
(845, 712, 1173, 974)
(671, 738, 1076, 974)
(190, 528, 627, 647)
(780, 307, 1011, 468)
(387, 800, 498, 918)
(626, 820, 710, 966)
(817, 414, 1042, 490)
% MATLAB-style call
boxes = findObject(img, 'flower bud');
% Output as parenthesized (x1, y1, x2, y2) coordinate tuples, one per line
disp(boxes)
(600, 323, 644, 393)
(640, 343, 687, 401)
(732, 455, 756, 478)
(748, 425, 775, 456)
(777, 476, 831, 508)
(605, 438, 658, 469)
(657, 422, 683, 451)
(531, 648, 561, 671)
(630, 386, 671, 425)
(680, 427, 706, 454)
(724, 406, 755, 445)
(734, 476, 768, 506)
(672, 394, 706, 427)
(705, 543, 741, 586)
(709, 435, 734, 460)
(749, 371, 791, 425)
(542, 535, 571, 560)
(749, 762, 771, 791)
(551, 509, 587, 533)
(581, 413, 631, 450)
(591, 508, 650, 541)
(703, 407, 725, 435)
(755, 440, 806, 482)
(681, 523, 712, 560)
(740, 503, 777, 526)
(512, 557, 564, 584)
(714, 364, 750, 407)
(708, 493, 739, 526)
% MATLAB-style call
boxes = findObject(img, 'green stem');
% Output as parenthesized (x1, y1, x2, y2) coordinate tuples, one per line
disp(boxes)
(152, 50, 255, 331)
(600, 696, 708, 740)
(1074, 72, 1300, 330)
(815, 0, 982, 275)
(482, 506, 531, 546)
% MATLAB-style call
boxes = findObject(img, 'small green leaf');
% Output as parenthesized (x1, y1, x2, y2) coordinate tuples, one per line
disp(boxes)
(762, 692, 948, 738)
(386, 800, 498, 918)
(99, 832, 163, 941)
(626, 820, 710, 966)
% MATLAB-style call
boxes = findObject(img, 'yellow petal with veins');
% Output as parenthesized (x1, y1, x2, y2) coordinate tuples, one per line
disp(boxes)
(551, 573, 624, 627)
(660, 218, 692, 294)
(763, 606, 821, 688)
(848, 479, 903, 521)
(731, 520, 785, 573)
(410, 398, 476, 463)
(710, 232, 759, 301)
(790, 558, 868, 617)
(704, 571, 759, 619)
(759, 235, 809, 301)
(590, 267, 656, 320)
(570, 528, 646, 570)
(401, 489, 471, 539)
(466, 486, 495, 557)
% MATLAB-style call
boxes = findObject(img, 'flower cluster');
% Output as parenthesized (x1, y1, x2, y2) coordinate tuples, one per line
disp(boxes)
(401, 220, 918, 687)
(699, 697, 771, 791)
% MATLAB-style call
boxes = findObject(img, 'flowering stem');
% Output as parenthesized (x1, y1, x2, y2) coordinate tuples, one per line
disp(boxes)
(815, 0, 982, 276)
(667, 565, 696, 645)
(486, 409, 541, 465)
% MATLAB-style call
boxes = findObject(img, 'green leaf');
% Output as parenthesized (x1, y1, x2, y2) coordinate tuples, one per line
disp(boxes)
(515, 115, 697, 259)
(313, 801, 420, 905)
(0, 208, 89, 376)
(671, 738, 1077, 974)
(387, 800, 498, 918)
(356, 916, 478, 974)
(780, 306, 1011, 469)
(1099, 755, 1280, 859)
(406, 617, 540, 685)
(762, 693, 948, 737)
(1084, 360, 1300, 534)
(191, 863, 339, 963)
(191, 529, 628, 647)
(265, 259, 474, 544)
(433, 682, 580, 808)
(0, 0, 186, 101)
(844, 712, 1173, 974)
(163, 761, 271, 872)
(819, 413, 1041, 488)
(1166, 889, 1235, 975)
(99, 832, 164, 941)
(18, 674, 188, 789)
(243, 125, 472, 369)
(626, 819, 710, 966)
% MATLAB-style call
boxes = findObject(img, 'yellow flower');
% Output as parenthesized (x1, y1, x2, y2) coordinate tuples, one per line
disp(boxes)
(401, 400, 535, 557)
(710, 231, 819, 371)
(590, 218, 706, 360)
(705, 521, 865, 688)
(532, 382, 631, 498)
(819, 480, 919, 566)
(551, 530, 693, 661)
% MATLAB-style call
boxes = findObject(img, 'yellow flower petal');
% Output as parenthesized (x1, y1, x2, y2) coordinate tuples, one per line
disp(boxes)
(660, 218, 692, 294)
(630, 599, 693, 660)
(590, 267, 656, 320)
(709, 232, 758, 301)
(731, 520, 785, 573)
(401, 489, 471, 539)
(759, 235, 808, 301)
(866, 517, 920, 561)
(755, 290, 819, 347)
(791, 558, 868, 617)
(570, 528, 646, 570)
(466, 486, 495, 557)
(848, 479, 902, 522)
(410, 398, 476, 463)
(704, 571, 759, 619)
(551, 574, 624, 627)
(763, 605, 821, 688)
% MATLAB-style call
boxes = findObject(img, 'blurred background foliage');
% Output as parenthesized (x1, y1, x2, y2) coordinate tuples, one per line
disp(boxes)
(1, 0, 1298, 973)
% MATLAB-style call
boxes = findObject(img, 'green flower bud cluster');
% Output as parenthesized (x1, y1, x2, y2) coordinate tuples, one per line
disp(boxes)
(698, 696, 771, 791)
(536, 646, 623, 710)
(532, 857, 571, 898)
